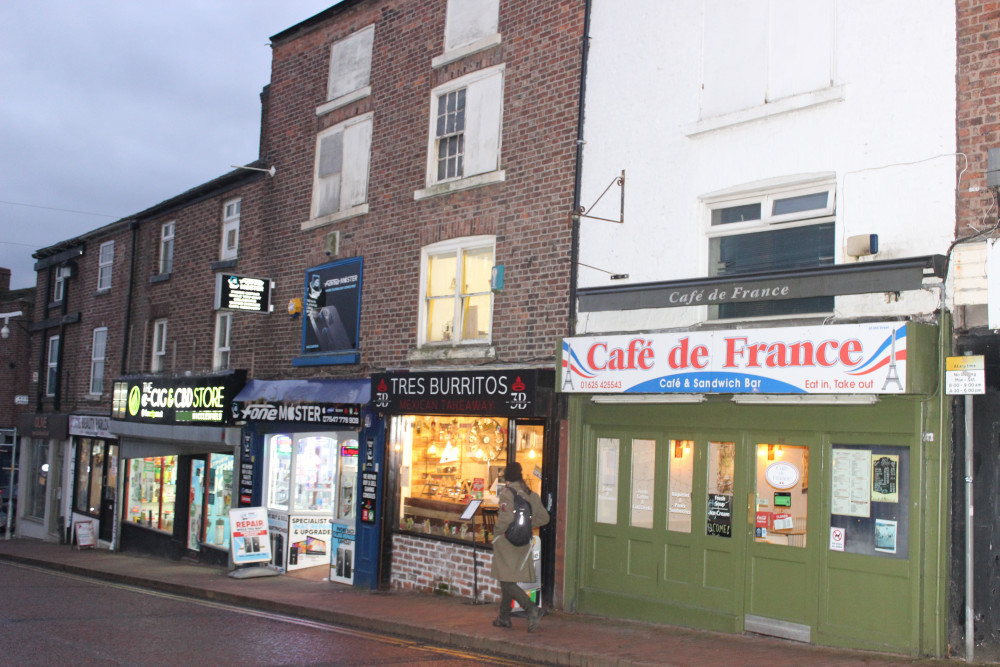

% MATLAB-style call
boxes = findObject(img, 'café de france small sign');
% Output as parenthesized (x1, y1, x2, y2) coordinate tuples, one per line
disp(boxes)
(945, 356, 985, 395)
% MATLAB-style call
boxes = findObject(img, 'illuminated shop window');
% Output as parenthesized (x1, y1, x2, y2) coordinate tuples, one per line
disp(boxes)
(394, 415, 508, 542)
(125, 456, 177, 533)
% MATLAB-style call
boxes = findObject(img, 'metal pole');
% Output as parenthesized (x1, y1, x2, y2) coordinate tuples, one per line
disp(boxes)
(5, 427, 17, 539)
(964, 390, 974, 662)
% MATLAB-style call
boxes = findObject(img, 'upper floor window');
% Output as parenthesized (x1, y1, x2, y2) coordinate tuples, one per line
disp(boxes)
(320, 24, 374, 113)
(90, 327, 107, 395)
(310, 113, 373, 222)
(419, 236, 495, 345)
(422, 65, 504, 191)
(97, 240, 114, 291)
(159, 222, 175, 275)
(46, 335, 60, 396)
(53, 265, 71, 302)
(438, 0, 500, 65)
(700, 0, 835, 119)
(151, 319, 168, 372)
(221, 199, 240, 261)
(705, 178, 836, 319)
(213, 312, 232, 370)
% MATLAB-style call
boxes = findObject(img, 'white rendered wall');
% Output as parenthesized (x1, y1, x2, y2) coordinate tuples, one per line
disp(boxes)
(577, 1, 956, 334)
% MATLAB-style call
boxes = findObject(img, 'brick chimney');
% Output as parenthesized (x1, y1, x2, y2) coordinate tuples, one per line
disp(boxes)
(0, 267, 10, 293)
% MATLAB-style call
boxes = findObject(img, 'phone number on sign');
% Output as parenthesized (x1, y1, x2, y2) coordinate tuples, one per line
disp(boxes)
(579, 379, 622, 390)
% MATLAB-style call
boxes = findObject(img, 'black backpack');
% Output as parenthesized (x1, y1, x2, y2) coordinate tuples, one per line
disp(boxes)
(504, 487, 533, 546)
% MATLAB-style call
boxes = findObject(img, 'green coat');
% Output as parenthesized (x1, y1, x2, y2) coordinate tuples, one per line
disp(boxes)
(490, 481, 550, 583)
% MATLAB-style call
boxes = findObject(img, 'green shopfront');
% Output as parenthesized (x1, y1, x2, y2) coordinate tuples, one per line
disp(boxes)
(560, 321, 950, 657)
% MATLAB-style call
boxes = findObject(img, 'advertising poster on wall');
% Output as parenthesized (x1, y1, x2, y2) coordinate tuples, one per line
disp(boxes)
(328, 522, 356, 585)
(267, 511, 289, 573)
(229, 507, 271, 564)
(302, 258, 362, 356)
(288, 515, 333, 571)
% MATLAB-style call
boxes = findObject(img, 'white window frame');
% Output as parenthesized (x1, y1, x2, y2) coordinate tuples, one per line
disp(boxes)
(221, 199, 240, 261)
(159, 221, 175, 275)
(433, 0, 501, 68)
(306, 113, 373, 227)
(317, 24, 375, 115)
(151, 319, 168, 372)
(213, 312, 232, 371)
(89, 327, 108, 395)
(46, 335, 59, 396)
(417, 65, 505, 199)
(703, 177, 837, 319)
(97, 240, 114, 291)
(53, 265, 71, 302)
(417, 235, 495, 347)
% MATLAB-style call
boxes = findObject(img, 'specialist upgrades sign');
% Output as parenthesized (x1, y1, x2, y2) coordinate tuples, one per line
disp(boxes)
(560, 322, 908, 394)
(111, 371, 247, 425)
(214, 274, 273, 313)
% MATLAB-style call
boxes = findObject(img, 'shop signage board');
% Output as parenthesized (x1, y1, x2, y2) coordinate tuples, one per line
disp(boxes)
(372, 369, 550, 417)
(361, 470, 377, 524)
(214, 274, 273, 313)
(300, 258, 362, 360)
(945, 355, 985, 395)
(560, 322, 908, 394)
(111, 371, 246, 425)
(230, 507, 272, 564)
(232, 400, 361, 427)
(69, 415, 115, 439)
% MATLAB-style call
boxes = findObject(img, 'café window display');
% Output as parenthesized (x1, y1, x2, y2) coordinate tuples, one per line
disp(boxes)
(394, 415, 514, 542)
(125, 456, 177, 532)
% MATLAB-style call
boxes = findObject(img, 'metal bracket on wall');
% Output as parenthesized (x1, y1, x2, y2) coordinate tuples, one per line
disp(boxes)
(574, 170, 625, 224)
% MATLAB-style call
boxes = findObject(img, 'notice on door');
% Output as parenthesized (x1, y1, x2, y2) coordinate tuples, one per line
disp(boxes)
(706, 494, 732, 538)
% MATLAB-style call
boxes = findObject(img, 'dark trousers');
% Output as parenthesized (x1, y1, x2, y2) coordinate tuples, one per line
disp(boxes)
(498, 581, 536, 620)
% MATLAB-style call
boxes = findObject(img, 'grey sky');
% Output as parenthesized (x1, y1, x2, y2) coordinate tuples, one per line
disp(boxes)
(0, 1, 338, 290)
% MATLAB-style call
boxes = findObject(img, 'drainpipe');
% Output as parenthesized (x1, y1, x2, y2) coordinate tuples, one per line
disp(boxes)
(569, 0, 592, 338)
(121, 220, 139, 374)
(963, 350, 974, 662)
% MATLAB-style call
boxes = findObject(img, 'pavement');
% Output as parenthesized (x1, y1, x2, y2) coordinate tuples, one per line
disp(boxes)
(0, 538, 967, 667)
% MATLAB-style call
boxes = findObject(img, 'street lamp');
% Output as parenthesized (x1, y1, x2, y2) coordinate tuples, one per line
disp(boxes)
(1, 311, 24, 339)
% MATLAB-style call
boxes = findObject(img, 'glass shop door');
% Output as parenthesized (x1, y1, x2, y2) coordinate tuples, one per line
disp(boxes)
(743, 437, 818, 642)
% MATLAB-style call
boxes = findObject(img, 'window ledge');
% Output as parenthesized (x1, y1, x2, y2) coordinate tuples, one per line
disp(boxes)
(94, 288, 111, 297)
(408, 344, 496, 362)
(150, 273, 171, 284)
(414, 170, 506, 201)
(684, 85, 846, 137)
(301, 203, 369, 231)
(210, 259, 238, 271)
(316, 86, 372, 116)
(432, 34, 502, 69)
(84, 393, 103, 401)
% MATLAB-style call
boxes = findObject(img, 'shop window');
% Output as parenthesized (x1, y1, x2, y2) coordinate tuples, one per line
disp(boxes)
(630, 439, 655, 529)
(513, 424, 544, 497)
(89, 327, 107, 395)
(753, 443, 809, 547)
(706, 180, 835, 319)
(206, 454, 233, 548)
(266, 432, 356, 513)
(667, 440, 693, 533)
(595, 437, 620, 524)
(706, 441, 735, 538)
(125, 456, 177, 532)
(73, 439, 104, 515)
(322, 24, 374, 111)
(220, 199, 240, 261)
(26, 441, 49, 519)
(97, 240, 114, 291)
(394, 415, 508, 542)
(159, 221, 174, 275)
(419, 236, 494, 346)
(830, 444, 909, 559)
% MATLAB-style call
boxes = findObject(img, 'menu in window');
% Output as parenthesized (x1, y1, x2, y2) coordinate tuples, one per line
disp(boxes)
(831, 448, 871, 517)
